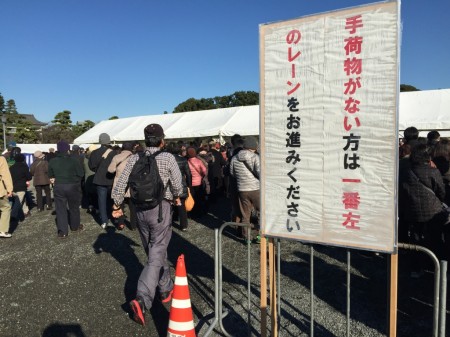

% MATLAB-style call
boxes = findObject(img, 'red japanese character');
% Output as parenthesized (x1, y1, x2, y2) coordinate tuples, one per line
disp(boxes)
(344, 77, 361, 95)
(344, 97, 360, 113)
(287, 81, 301, 95)
(342, 192, 360, 210)
(344, 116, 361, 131)
(288, 47, 301, 62)
(345, 15, 363, 34)
(342, 212, 361, 229)
(344, 57, 362, 76)
(344, 36, 363, 55)
(286, 29, 301, 44)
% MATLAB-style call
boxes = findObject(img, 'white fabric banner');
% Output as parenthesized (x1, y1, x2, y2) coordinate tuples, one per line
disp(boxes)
(260, 2, 399, 252)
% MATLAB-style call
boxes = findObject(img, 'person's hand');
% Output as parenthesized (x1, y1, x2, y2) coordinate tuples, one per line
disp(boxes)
(174, 197, 181, 206)
(112, 209, 123, 218)
(7, 191, 12, 197)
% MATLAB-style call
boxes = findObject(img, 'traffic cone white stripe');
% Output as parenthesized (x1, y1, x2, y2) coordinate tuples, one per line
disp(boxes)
(168, 254, 196, 337)
(171, 298, 192, 309)
(168, 319, 195, 331)
(174, 276, 188, 286)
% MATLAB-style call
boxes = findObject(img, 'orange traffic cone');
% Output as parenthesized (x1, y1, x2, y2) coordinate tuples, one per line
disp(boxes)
(167, 254, 196, 337)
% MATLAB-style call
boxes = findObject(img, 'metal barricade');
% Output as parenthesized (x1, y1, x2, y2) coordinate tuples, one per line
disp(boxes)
(203, 230, 447, 337)
(398, 243, 447, 337)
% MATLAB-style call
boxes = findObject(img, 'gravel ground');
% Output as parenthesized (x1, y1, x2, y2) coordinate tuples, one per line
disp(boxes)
(0, 193, 446, 337)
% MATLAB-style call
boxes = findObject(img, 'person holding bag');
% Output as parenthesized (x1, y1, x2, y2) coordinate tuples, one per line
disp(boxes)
(187, 146, 207, 218)
(30, 151, 53, 212)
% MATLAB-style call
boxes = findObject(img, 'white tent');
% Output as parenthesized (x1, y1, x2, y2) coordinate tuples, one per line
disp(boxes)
(398, 89, 450, 137)
(73, 89, 450, 144)
(73, 105, 259, 144)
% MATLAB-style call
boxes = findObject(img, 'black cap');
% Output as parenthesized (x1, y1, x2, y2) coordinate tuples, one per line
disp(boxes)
(144, 124, 164, 138)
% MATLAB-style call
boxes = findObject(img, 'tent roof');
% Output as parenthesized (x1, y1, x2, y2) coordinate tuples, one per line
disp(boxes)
(74, 89, 450, 144)
(74, 106, 259, 144)
(398, 89, 450, 132)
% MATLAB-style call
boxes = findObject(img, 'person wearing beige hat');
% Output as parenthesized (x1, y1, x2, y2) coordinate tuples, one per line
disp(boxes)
(30, 150, 53, 212)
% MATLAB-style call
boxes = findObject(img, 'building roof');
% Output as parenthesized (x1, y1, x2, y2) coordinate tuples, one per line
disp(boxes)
(21, 114, 47, 126)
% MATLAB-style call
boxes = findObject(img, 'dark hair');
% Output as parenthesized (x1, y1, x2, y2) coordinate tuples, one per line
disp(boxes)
(10, 147, 21, 159)
(427, 130, 440, 145)
(432, 138, 450, 160)
(145, 136, 163, 148)
(171, 142, 184, 155)
(122, 141, 137, 152)
(235, 138, 244, 147)
(231, 134, 242, 146)
(14, 153, 25, 163)
(404, 127, 419, 142)
(410, 144, 431, 165)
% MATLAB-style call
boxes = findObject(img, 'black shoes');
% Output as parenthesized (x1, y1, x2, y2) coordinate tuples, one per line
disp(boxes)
(130, 298, 146, 325)
(57, 231, 67, 239)
(71, 224, 84, 232)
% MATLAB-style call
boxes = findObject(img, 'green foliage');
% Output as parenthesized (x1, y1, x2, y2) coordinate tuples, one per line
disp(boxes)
(109, 116, 119, 120)
(400, 84, 420, 92)
(0, 93, 5, 113)
(52, 110, 73, 130)
(42, 125, 75, 143)
(173, 91, 259, 113)
(5, 99, 18, 114)
(72, 120, 95, 138)
(14, 119, 40, 143)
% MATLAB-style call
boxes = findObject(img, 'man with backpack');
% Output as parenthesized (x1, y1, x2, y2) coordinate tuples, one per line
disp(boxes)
(111, 123, 183, 326)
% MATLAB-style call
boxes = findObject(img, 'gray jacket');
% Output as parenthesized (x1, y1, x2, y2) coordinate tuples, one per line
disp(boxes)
(230, 149, 260, 192)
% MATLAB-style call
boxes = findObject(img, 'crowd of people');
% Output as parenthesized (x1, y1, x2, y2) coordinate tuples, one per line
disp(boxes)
(1, 122, 448, 323)
(0, 130, 261, 241)
(398, 126, 450, 277)
(0, 123, 261, 324)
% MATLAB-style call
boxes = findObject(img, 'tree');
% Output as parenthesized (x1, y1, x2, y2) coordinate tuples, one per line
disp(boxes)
(42, 125, 75, 143)
(230, 91, 259, 106)
(2, 99, 40, 144)
(400, 84, 420, 92)
(14, 119, 40, 143)
(0, 93, 5, 114)
(109, 116, 119, 120)
(72, 120, 95, 138)
(52, 110, 73, 130)
(172, 91, 259, 113)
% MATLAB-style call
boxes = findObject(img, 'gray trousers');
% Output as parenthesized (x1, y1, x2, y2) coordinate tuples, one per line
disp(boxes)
(135, 200, 173, 310)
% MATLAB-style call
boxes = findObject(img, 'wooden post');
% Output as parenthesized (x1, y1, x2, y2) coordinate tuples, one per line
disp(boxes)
(388, 253, 398, 337)
(269, 239, 278, 337)
(261, 236, 268, 337)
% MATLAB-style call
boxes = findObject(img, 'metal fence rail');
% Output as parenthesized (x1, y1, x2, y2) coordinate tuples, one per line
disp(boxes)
(203, 230, 448, 337)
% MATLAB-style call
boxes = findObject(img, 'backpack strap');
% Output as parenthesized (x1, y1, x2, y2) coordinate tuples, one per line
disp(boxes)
(149, 150, 165, 223)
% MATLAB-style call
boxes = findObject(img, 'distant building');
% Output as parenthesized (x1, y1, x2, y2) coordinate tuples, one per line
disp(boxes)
(6, 114, 47, 134)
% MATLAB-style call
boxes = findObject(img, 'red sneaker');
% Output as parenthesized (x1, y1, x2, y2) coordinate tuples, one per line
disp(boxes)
(160, 289, 173, 303)
(130, 298, 145, 325)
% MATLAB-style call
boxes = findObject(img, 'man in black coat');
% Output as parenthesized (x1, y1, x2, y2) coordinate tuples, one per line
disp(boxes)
(208, 141, 226, 202)
(399, 143, 447, 276)
(9, 154, 32, 219)
(88, 133, 117, 229)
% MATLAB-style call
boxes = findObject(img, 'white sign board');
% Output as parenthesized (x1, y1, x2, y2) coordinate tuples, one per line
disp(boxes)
(260, 2, 399, 252)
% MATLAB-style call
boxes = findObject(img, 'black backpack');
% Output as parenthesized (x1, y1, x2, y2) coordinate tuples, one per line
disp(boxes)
(128, 151, 165, 210)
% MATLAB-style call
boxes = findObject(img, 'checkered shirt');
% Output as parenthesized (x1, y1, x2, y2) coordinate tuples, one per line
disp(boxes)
(112, 147, 183, 206)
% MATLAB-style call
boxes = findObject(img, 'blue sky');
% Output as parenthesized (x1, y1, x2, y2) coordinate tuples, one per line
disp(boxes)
(1, 0, 449, 124)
